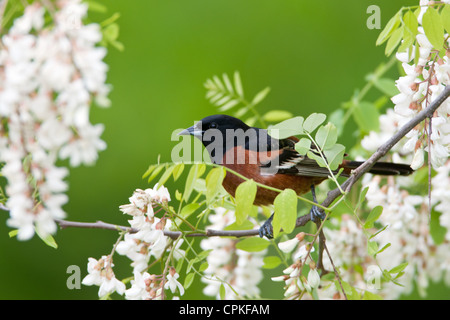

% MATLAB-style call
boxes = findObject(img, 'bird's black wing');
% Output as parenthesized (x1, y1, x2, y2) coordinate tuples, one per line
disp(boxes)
(259, 137, 347, 177)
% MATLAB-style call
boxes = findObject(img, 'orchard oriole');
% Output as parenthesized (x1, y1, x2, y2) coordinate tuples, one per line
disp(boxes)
(179, 114, 413, 238)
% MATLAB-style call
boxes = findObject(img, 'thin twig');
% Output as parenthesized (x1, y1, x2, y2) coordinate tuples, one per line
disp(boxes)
(323, 241, 347, 300)
(54, 218, 263, 240)
(55, 219, 137, 234)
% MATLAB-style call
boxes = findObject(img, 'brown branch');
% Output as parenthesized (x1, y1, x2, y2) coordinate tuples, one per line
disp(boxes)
(55, 219, 137, 234)
(7, 86, 450, 244)
(54, 218, 261, 240)
(300, 84, 450, 279)
(296, 84, 450, 227)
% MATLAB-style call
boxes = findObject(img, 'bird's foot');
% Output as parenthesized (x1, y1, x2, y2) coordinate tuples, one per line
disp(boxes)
(259, 213, 274, 239)
(309, 184, 326, 222)
(310, 205, 326, 222)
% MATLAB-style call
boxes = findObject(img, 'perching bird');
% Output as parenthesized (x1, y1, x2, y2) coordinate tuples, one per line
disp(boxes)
(179, 114, 413, 238)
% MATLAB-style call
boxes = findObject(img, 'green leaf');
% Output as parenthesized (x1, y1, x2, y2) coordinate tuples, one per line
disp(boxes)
(352, 101, 380, 133)
(184, 273, 195, 289)
(323, 144, 346, 170)
(234, 71, 244, 98)
(8, 229, 18, 238)
(384, 25, 403, 56)
(36, 229, 58, 249)
(103, 23, 119, 41)
(441, 5, 450, 34)
(413, 39, 420, 66)
(192, 249, 212, 264)
(273, 189, 298, 237)
(369, 224, 388, 239)
(251, 87, 271, 105)
(172, 163, 185, 181)
(86, 0, 108, 13)
(234, 179, 257, 225)
(262, 256, 282, 269)
(193, 178, 206, 193)
(175, 190, 182, 201)
(236, 237, 270, 252)
(180, 203, 200, 218)
(389, 262, 408, 274)
(399, 10, 418, 54)
(157, 164, 175, 186)
(303, 113, 326, 133)
(146, 164, 165, 183)
(183, 164, 200, 202)
(101, 22, 124, 51)
(356, 186, 369, 211)
(222, 73, 234, 95)
(307, 150, 326, 168)
(374, 95, 389, 109)
(422, 7, 444, 52)
(376, 242, 391, 256)
(219, 284, 226, 300)
(363, 291, 383, 300)
(315, 122, 338, 150)
(367, 240, 379, 257)
(218, 99, 239, 111)
(199, 262, 209, 272)
(376, 10, 402, 46)
(109, 39, 125, 52)
(262, 110, 293, 122)
(142, 164, 156, 179)
(294, 138, 311, 155)
(337, 280, 361, 300)
(373, 78, 398, 96)
(364, 205, 383, 229)
(267, 116, 304, 139)
(100, 12, 121, 27)
(205, 167, 226, 204)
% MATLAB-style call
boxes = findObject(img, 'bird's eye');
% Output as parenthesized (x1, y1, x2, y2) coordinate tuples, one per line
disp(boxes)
(209, 122, 218, 129)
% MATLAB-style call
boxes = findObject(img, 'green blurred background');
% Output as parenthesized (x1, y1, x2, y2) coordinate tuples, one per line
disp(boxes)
(2, 0, 448, 299)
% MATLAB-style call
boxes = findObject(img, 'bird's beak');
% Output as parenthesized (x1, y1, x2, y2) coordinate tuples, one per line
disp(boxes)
(178, 124, 203, 137)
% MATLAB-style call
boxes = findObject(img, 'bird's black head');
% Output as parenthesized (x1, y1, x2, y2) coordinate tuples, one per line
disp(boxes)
(179, 114, 279, 164)
(178, 114, 250, 141)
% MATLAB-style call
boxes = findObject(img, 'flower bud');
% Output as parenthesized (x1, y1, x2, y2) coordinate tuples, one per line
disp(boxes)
(307, 268, 321, 289)
(295, 232, 305, 241)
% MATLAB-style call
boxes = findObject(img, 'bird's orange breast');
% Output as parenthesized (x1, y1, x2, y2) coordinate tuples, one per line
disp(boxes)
(220, 146, 326, 205)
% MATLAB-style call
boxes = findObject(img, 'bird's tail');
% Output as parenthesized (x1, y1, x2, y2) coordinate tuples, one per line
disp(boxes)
(343, 161, 414, 176)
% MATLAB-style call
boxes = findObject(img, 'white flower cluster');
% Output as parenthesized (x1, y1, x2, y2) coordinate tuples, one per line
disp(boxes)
(312, 154, 450, 299)
(200, 207, 265, 299)
(116, 185, 174, 271)
(273, 233, 320, 299)
(364, 169, 450, 298)
(363, 1, 450, 170)
(0, 0, 110, 240)
(318, 106, 450, 299)
(82, 184, 186, 299)
(321, 215, 368, 272)
(432, 163, 450, 242)
(81, 255, 125, 298)
(346, 3, 450, 298)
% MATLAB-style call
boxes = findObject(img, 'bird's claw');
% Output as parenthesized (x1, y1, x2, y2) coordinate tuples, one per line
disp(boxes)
(259, 213, 274, 239)
(310, 205, 326, 222)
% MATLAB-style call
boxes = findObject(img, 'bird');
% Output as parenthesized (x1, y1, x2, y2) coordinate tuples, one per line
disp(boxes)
(179, 114, 414, 238)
